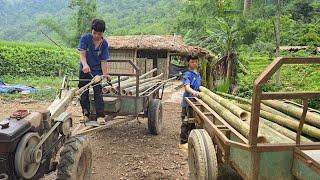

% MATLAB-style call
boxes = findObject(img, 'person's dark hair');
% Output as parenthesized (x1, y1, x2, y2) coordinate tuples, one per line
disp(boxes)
(187, 54, 199, 62)
(91, 19, 106, 32)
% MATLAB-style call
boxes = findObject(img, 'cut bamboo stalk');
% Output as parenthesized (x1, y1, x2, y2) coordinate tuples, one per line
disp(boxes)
(239, 103, 320, 140)
(200, 93, 267, 143)
(139, 68, 157, 79)
(216, 91, 297, 120)
(200, 87, 249, 120)
(102, 87, 111, 94)
(243, 119, 294, 143)
(160, 76, 177, 84)
(126, 80, 161, 96)
(237, 103, 312, 142)
(115, 68, 159, 92)
(101, 76, 129, 88)
(263, 100, 320, 128)
(117, 73, 162, 91)
(123, 68, 157, 84)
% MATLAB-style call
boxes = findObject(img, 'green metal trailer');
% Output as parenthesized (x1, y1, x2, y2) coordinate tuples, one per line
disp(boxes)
(74, 60, 164, 136)
(185, 57, 320, 180)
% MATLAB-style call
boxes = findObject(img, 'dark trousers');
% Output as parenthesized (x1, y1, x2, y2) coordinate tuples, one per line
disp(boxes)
(78, 71, 105, 118)
(180, 106, 195, 144)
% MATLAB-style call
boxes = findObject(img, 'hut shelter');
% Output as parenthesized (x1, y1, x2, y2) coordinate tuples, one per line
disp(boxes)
(106, 35, 214, 79)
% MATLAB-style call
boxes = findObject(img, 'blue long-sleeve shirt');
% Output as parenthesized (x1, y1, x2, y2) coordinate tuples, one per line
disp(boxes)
(77, 33, 110, 75)
(181, 70, 201, 108)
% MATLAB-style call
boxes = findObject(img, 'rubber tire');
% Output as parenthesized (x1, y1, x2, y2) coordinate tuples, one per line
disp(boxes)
(57, 136, 92, 180)
(188, 129, 218, 180)
(148, 99, 163, 135)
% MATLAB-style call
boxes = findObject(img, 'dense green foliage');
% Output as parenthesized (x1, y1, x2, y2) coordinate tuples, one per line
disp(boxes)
(175, 0, 320, 108)
(0, 0, 181, 45)
(0, 41, 78, 76)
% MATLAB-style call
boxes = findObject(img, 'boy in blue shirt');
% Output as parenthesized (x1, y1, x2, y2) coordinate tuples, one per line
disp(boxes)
(77, 19, 111, 125)
(179, 55, 201, 150)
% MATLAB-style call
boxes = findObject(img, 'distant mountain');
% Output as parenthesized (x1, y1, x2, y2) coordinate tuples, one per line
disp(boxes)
(0, 0, 182, 42)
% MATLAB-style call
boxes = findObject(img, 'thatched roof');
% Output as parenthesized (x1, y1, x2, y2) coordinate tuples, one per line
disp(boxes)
(107, 35, 214, 58)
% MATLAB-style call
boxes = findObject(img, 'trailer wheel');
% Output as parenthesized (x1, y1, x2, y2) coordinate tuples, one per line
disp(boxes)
(188, 129, 218, 180)
(148, 99, 163, 135)
(57, 136, 92, 180)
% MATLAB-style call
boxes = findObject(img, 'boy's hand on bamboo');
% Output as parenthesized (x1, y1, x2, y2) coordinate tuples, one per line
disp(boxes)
(192, 90, 201, 97)
(104, 74, 112, 82)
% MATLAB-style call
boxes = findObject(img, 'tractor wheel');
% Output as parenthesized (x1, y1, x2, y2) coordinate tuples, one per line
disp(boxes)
(147, 99, 163, 135)
(188, 129, 218, 180)
(15, 132, 42, 179)
(57, 136, 92, 180)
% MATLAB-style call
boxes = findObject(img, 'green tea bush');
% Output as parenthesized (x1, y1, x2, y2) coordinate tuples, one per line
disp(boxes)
(0, 41, 78, 76)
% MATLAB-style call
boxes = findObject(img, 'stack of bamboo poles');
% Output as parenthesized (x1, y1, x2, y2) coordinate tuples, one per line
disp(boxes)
(199, 86, 320, 143)
(101, 68, 176, 96)
(101, 68, 157, 94)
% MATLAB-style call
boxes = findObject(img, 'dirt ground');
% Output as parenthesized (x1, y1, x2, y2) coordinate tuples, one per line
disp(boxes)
(0, 83, 190, 179)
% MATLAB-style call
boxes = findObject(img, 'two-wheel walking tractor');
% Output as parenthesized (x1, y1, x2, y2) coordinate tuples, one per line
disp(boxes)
(0, 60, 164, 180)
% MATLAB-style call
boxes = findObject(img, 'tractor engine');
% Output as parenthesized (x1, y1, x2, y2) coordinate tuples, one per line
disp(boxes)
(0, 110, 61, 180)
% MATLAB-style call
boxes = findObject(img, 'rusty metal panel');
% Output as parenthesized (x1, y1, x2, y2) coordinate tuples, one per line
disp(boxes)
(258, 151, 294, 180)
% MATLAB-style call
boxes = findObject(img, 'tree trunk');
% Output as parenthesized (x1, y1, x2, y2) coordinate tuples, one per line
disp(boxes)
(200, 58, 208, 88)
(243, 0, 253, 14)
(206, 59, 214, 90)
(275, 0, 281, 87)
(225, 51, 232, 83)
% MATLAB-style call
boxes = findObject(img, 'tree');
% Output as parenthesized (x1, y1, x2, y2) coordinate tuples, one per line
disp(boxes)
(274, 0, 281, 87)
(243, 0, 252, 14)
(291, 2, 314, 23)
(38, 0, 97, 47)
(69, 0, 97, 42)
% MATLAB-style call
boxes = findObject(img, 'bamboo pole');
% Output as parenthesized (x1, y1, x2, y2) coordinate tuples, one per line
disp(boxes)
(115, 70, 161, 91)
(200, 93, 267, 143)
(126, 80, 161, 96)
(237, 103, 312, 142)
(263, 100, 320, 128)
(216, 91, 297, 120)
(101, 76, 129, 88)
(120, 73, 163, 90)
(121, 74, 163, 93)
(243, 118, 294, 143)
(139, 68, 157, 79)
(200, 87, 249, 120)
(239, 103, 320, 140)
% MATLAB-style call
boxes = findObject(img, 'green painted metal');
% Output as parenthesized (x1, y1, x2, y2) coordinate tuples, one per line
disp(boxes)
(229, 133, 296, 180)
(293, 159, 320, 180)
(230, 133, 250, 179)
(118, 97, 144, 115)
(90, 96, 144, 116)
(259, 151, 294, 180)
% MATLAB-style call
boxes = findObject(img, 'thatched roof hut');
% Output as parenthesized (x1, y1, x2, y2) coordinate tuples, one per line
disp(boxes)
(107, 35, 214, 58)
(106, 35, 215, 79)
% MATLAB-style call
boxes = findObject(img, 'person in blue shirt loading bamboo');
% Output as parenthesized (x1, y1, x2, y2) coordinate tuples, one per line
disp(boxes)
(179, 55, 201, 150)
(77, 19, 111, 125)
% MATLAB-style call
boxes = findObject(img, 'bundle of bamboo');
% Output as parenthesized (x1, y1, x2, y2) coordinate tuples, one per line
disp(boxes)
(198, 87, 318, 143)
(101, 68, 176, 96)
(101, 68, 158, 94)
